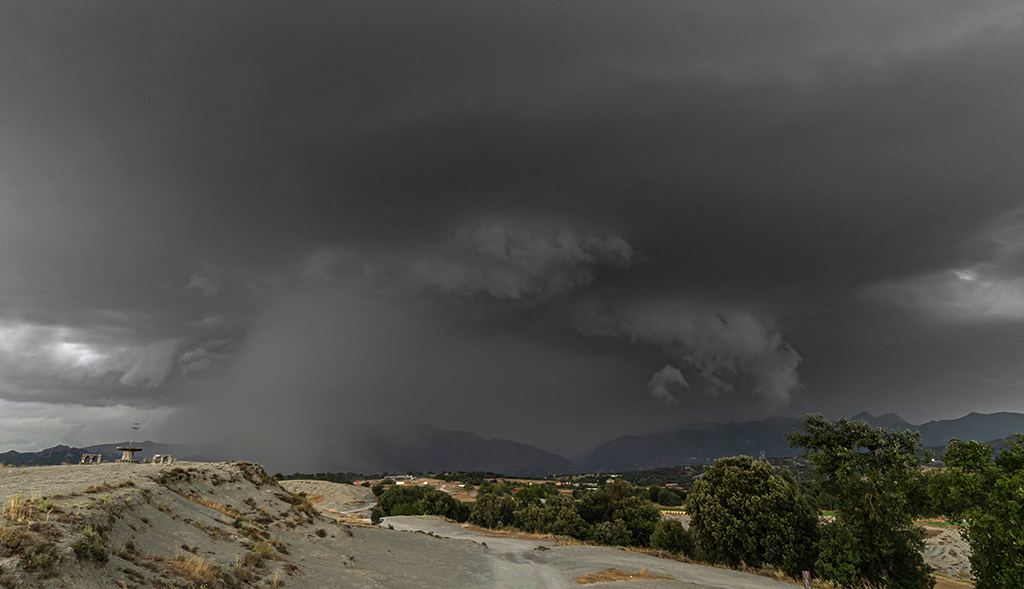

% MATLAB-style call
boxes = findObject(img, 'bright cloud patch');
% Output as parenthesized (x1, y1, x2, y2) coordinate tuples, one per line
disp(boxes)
(0, 320, 182, 389)
(867, 269, 1024, 322)
(866, 207, 1024, 322)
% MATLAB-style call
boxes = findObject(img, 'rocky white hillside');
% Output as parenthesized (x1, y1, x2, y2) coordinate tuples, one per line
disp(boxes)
(1, 461, 505, 588)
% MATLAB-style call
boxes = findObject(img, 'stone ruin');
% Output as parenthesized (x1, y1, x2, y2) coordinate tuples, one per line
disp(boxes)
(151, 454, 174, 464)
(115, 446, 142, 463)
(79, 453, 103, 464)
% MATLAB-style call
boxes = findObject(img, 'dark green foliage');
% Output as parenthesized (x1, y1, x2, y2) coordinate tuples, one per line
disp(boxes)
(371, 483, 385, 497)
(469, 493, 515, 529)
(389, 503, 422, 516)
(656, 488, 683, 506)
(370, 505, 385, 525)
(688, 456, 818, 576)
(788, 414, 934, 589)
(591, 520, 633, 546)
(933, 435, 1024, 589)
(650, 519, 694, 556)
(374, 486, 470, 523)
(575, 482, 661, 547)
(507, 491, 579, 535)
(436, 471, 505, 486)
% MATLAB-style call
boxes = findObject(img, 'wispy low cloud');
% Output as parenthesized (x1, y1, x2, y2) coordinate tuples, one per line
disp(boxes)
(865, 208, 1024, 322)
(576, 300, 802, 403)
(297, 223, 633, 300)
(0, 320, 182, 391)
(866, 270, 1024, 321)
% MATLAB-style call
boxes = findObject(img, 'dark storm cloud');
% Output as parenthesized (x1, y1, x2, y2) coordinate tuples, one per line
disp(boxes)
(2, 1, 1024, 458)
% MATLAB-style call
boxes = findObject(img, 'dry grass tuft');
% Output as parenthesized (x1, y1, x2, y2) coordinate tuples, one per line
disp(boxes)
(167, 553, 221, 584)
(576, 567, 673, 584)
(173, 490, 242, 519)
(252, 540, 277, 558)
(3, 494, 32, 522)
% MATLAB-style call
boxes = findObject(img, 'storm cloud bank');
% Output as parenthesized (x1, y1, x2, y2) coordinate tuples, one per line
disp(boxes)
(300, 224, 633, 300)
(3, 1, 1024, 463)
(576, 301, 802, 404)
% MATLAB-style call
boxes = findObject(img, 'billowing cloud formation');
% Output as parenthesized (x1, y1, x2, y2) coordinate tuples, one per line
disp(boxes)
(577, 301, 802, 402)
(299, 224, 633, 300)
(866, 208, 1024, 321)
(647, 365, 688, 403)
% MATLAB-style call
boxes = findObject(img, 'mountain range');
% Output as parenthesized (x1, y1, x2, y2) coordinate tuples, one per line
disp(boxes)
(584, 411, 1024, 472)
(4, 412, 1023, 474)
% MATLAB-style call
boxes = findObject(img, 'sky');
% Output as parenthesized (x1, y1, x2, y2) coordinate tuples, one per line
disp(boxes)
(2, 1, 1024, 465)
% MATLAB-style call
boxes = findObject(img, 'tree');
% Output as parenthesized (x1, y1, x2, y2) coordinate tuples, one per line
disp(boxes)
(650, 519, 694, 556)
(687, 455, 818, 577)
(576, 482, 661, 547)
(787, 414, 934, 589)
(657, 488, 683, 507)
(469, 493, 514, 529)
(933, 435, 1024, 588)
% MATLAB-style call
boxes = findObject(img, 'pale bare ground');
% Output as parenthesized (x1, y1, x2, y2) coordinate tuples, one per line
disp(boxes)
(0, 461, 808, 588)
(279, 478, 376, 520)
(384, 516, 801, 589)
(922, 526, 973, 582)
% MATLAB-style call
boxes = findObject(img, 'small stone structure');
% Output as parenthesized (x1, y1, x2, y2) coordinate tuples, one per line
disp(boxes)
(151, 454, 174, 464)
(115, 446, 142, 463)
(80, 453, 103, 464)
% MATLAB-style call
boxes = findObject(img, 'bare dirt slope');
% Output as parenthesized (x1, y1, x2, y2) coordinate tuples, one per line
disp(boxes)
(278, 479, 375, 520)
(0, 462, 795, 588)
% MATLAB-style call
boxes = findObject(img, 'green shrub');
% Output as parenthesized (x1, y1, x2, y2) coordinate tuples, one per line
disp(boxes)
(72, 525, 108, 565)
(650, 519, 693, 556)
(22, 542, 59, 577)
(934, 435, 1024, 589)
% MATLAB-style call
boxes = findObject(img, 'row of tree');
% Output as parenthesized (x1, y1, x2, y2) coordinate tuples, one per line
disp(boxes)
(371, 478, 670, 547)
(687, 415, 1023, 588)
(367, 415, 1022, 588)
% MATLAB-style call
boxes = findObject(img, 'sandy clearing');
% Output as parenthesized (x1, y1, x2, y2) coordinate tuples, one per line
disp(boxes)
(922, 526, 972, 581)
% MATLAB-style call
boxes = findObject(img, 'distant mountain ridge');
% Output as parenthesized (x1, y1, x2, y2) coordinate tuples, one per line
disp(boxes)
(337, 424, 580, 476)
(0, 444, 118, 466)
(584, 411, 1024, 472)
(6, 411, 1023, 475)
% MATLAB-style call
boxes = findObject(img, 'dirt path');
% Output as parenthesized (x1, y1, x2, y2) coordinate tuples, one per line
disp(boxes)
(383, 516, 797, 589)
